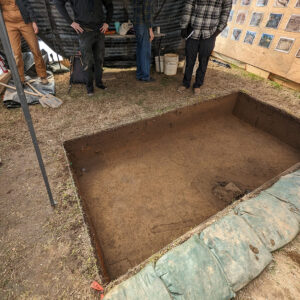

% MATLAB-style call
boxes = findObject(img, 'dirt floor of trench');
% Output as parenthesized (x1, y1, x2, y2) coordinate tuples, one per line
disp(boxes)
(66, 93, 300, 280)
(1, 62, 300, 299)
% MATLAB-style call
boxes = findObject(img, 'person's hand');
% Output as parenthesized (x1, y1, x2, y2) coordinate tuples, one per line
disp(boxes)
(32, 22, 39, 34)
(213, 29, 221, 38)
(71, 22, 84, 34)
(181, 28, 188, 39)
(149, 28, 154, 41)
(100, 23, 109, 33)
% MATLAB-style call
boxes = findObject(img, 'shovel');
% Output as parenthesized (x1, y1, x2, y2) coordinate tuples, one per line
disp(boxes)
(26, 82, 63, 108)
(0, 82, 41, 97)
(0, 82, 63, 108)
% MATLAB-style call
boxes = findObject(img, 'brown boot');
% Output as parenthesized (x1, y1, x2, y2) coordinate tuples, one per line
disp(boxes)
(193, 88, 201, 95)
(40, 77, 49, 85)
(177, 85, 189, 92)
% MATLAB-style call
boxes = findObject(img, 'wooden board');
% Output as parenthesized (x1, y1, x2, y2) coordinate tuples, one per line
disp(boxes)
(246, 64, 270, 78)
(215, 0, 300, 83)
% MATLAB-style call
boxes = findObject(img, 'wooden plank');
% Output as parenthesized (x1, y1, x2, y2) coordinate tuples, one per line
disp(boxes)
(269, 74, 300, 91)
(0, 70, 11, 94)
(214, 0, 300, 83)
(212, 51, 246, 69)
(246, 65, 270, 79)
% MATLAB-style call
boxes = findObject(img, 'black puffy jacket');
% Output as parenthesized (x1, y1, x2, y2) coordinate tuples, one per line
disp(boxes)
(15, 0, 37, 24)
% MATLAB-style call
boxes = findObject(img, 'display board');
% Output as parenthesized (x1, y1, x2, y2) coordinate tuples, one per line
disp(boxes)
(214, 0, 300, 83)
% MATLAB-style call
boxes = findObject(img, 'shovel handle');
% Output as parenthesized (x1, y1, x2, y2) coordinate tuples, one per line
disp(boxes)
(26, 82, 43, 96)
(0, 82, 39, 97)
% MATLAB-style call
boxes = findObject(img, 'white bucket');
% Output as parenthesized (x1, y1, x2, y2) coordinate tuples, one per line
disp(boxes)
(164, 53, 179, 76)
(155, 56, 164, 73)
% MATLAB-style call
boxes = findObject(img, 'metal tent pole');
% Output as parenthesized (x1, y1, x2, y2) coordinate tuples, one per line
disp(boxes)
(0, 9, 56, 207)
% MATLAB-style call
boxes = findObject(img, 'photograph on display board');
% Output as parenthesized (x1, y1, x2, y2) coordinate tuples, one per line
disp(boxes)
(244, 31, 257, 44)
(259, 33, 274, 48)
(296, 0, 300, 8)
(250, 12, 264, 26)
(266, 13, 283, 29)
(221, 27, 230, 37)
(242, 0, 252, 5)
(232, 28, 242, 40)
(285, 15, 300, 32)
(229, 10, 234, 22)
(236, 11, 248, 24)
(296, 49, 300, 57)
(275, 37, 295, 53)
(274, 0, 289, 7)
(257, 0, 269, 6)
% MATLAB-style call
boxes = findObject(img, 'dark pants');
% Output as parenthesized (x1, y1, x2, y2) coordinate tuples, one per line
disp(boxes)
(134, 24, 151, 80)
(183, 35, 216, 88)
(79, 31, 105, 89)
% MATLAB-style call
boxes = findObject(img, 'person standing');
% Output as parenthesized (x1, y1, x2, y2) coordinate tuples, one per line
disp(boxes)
(179, 0, 232, 94)
(55, 0, 113, 96)
(132, 0, 155, 82)
(0, 0, 48, 84)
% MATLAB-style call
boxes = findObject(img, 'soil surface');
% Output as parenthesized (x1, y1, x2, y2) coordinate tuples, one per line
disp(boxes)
(1, 62, 300, 299)
(67, 94, 300, 280)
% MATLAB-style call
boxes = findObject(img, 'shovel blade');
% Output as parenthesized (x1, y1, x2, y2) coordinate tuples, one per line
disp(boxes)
(40, 94, 63, 108)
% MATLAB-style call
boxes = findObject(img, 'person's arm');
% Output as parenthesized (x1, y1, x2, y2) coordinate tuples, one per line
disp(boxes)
(180, 0, 194, 38)
(21, 0, 39, 33)
(143, 0, 153, 29)
(54, 0, 73, 25)
(217, 0, 232, 33)
(101, 0, 114, 33)
(23, 0, 37, 23)
(143, 0, 154, 41)
(180, 0, 194, 29)
(54, 0, 83, 34)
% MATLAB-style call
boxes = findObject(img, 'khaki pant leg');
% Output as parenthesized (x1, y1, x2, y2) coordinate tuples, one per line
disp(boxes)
(6, 22, 25, 82)
(19, 23, 47, 78)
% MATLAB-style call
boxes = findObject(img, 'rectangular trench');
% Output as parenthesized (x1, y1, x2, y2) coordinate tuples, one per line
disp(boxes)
(64, 92, 300, 281)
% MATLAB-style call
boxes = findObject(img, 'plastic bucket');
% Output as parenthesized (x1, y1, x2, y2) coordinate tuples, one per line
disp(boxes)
(164, 53, 179, 76)
(155, 56, 164, 73)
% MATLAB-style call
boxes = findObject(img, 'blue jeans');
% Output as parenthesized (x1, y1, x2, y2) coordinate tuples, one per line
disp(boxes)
(134, 24, 151, 80)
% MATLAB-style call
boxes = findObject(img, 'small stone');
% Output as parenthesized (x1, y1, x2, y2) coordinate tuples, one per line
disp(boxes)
(225, 182, 242, 194)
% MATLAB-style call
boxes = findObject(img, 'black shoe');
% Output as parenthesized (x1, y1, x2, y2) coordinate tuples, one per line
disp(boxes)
(138, 77, 155, 82)
(87, 85, 94, 96)
(96, 83, 107, 90)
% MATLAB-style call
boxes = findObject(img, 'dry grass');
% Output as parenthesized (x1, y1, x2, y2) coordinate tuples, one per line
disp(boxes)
(0, 62, 300, 299)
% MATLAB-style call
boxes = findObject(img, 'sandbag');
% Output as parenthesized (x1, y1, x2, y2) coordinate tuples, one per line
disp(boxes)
(103, 264, 171, 300)
(200, 214, 272, 292)
(293, 169, 300, 176)
(155, 235, 235, 300)
(235, 193, 300, 252)
(265, 172, 300, 212)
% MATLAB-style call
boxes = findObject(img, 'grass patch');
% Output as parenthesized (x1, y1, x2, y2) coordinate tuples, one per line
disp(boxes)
(269, 81, 282, 90)
(243, 71, 264, 81)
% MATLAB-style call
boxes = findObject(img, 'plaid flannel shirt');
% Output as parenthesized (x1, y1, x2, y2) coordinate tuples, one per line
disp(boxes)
(132, 0, 153, 28)
(180, 0, 232, 39)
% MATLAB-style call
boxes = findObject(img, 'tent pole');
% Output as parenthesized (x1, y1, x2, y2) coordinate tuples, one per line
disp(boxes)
(0, 9, 56, 208)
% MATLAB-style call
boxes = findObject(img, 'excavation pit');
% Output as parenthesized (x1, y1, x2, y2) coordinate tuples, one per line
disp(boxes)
(64, 92, 300, 281)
